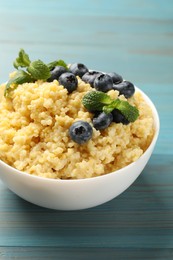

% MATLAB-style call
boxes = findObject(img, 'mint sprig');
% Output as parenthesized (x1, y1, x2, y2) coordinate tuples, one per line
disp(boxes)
(4, 70, 34, 97)
(47, 59, 68, 71)
(5, 49, 67, 97)
(82, 91, 112, 112)
(103, 99, 139, 122)
(82, 91, 139, 123)
(27, 60, 51, 80)
(13, 49, 31, 69)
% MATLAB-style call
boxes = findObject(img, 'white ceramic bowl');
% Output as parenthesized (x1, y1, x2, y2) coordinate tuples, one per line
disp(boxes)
(0, 87, 159, 210)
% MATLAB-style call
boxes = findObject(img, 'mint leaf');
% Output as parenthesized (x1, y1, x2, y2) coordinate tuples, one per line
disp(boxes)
(83, 91, 139, 123)
(27, 60, 51, 80)
(115, 99, 139, 122)
(103, 99, 139, 122)
(5, 49, 68, 97)
(4, 70, 33, 97)
(47, 59, 68, 71)
(103, 99, 121, 114)
(82, 91, 112, 112)
(13, 49, 31, 69)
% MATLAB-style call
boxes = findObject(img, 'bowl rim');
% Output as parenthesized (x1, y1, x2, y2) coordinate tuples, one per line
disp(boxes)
(0, 86, 160, 183)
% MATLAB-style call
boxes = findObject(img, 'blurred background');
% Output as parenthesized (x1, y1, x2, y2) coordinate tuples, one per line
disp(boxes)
(0, 0, 173, 85)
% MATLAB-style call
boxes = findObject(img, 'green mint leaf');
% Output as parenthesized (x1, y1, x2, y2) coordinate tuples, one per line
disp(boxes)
(47, 59, 68, 71)
(27, 60, 51, 80)
(103, 99, 139, 122)
(103, 99, 121, 114)
(116, 99, 139, 122)
(82, 91, 112, 112)
(4, 70, 33, 97)
(13, 49, 31, 69)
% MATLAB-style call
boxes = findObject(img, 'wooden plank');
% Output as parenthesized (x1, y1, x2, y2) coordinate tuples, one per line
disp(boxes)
(0, 247, 173, 260)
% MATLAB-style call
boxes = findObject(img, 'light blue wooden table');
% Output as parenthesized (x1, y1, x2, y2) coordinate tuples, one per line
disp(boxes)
(0, 0, 173, 259)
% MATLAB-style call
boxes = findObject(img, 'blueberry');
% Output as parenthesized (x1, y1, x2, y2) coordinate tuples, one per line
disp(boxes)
(47, 66, 67, 82)
(82, 71, 101, 87)
(107, 72, 123, 84)
(113, 81, 135, 98)
(112, 109, 130, 125)
(58, 72, 78, 93)
(93, 112, 113, 130)
(69, 121, 93, 144)
(69, 63, 88, 78)
(94, 73, 113, 92)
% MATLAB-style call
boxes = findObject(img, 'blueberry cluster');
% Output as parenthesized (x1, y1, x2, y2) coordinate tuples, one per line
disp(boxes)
(48, 63, 89, 93)
(48, 63, 135, 144)
(80, 64, 135, 130)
